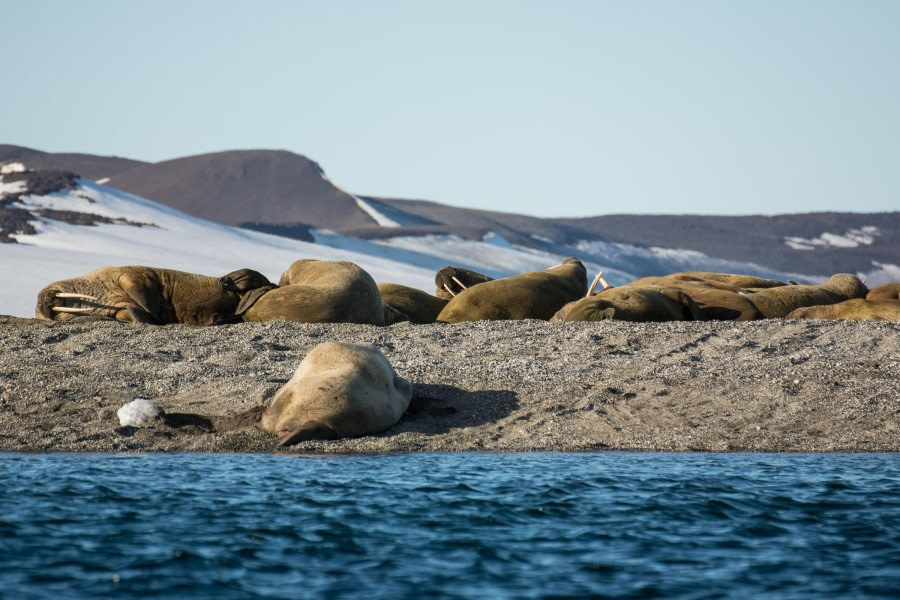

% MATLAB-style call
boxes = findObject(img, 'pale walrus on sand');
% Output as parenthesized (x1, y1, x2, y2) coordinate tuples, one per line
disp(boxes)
(228, 259, 396, 325)
(260, 342, 413, 446)
(35, 266, 271, 325)
(437, 258, 587, 323)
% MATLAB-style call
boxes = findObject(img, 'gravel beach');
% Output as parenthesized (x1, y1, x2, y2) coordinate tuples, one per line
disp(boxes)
(0, 315, 897, 453)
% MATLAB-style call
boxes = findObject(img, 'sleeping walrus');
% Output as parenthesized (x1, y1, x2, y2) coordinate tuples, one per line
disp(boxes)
(866, 283, 900, 301)
(786, 298, 900, 321)
(551, 286, 707, 322)
(35, 266, 268, 325)
(260, 342, 413, 446)
(230, 259, 394, 325)
(377, 283, 447, 324)
(743, 274, 868, 318)
(437, 258, 587, 323)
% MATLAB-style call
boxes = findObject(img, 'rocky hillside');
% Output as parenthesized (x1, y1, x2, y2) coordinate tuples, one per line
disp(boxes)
(2, 145, 897, 282)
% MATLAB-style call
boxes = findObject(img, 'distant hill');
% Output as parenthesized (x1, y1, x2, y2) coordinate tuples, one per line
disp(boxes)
(0, 144, 146, 181)
(104, 149, 378, 231)
(3, 145, 898, 284)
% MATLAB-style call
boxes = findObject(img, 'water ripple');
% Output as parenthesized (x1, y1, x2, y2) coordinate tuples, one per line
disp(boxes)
(0, 452, 898, 599)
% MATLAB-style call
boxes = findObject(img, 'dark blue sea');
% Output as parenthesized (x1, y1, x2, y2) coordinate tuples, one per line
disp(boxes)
(1, 452, 898, 599)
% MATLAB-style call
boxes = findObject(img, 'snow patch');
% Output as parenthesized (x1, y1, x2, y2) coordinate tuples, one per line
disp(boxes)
(785, 226, 880, 251)
(482, 232, 514, 248)
(0, 162, 26, 174)
(355, 196, 403, 227)
(856, 261, 900, 286)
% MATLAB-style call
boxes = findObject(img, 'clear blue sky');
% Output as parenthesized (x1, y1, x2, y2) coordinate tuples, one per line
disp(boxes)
(3, 0, 898, 217)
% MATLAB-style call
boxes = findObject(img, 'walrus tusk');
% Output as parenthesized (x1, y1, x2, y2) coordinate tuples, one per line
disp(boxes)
(52, 306, 94, 313)
(451, 276, 468, 290)
(443, 283, 457, 297)
(586, 271, 604, 297)
(599, 276, 610, 290)
(55, 292, 99, 301)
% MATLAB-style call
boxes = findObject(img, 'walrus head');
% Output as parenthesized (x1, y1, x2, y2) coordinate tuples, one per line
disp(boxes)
(820, 274, 868, 300)
(219, 268, 274, 292)
(36, 278, 126, 321)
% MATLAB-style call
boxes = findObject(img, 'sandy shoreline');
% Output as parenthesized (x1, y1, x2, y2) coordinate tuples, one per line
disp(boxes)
(0, 315, 897, 454)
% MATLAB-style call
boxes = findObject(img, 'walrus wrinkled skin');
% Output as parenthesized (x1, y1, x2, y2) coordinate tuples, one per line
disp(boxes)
(786, 298, 900, 321)
(665, 272, 788, 289)
(36, 266, 251, 325)
(236, 259, 389, 325)
(377, 283, 447, 324)
(434, 266, 495, 301)
(623, 277, 762, 321)
(866, 283, 900, 301)
(437, 258, 587, 323)
(260, 342, 413, 446)
(744, 274, 868, 318)
(552, 286, 707, 322)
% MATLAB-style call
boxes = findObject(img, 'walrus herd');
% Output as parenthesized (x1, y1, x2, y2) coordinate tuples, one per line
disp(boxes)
(33, 257, 900, 445)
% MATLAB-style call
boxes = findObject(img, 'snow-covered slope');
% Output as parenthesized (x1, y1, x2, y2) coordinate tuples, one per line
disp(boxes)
(0, 169, 835, 320)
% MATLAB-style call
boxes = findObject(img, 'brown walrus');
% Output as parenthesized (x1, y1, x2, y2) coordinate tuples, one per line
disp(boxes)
(260, 342, 413, 446)
(866, 283, 900, 301)
(744, 274, 868, 318)
(622, 277, 762, 321)
(786, 298, 900, 321)
(551, 286, 707, 322)
(665, 272, 788, 289)
(434, 266, 495, 301)
(35, 266, 268, 325)
(377, 283, 447, 324)
(230, 259, 390, 325)
(436, 258, 587, 323)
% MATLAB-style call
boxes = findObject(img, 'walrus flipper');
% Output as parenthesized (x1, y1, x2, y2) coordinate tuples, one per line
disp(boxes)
(118, 271, 163, 322)
(235, 287, 275, 316)
(275, 421, 340, 447)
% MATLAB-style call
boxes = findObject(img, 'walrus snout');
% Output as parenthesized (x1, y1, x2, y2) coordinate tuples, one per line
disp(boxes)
(36, 288, 59, 320)
(219, 268, 273, 292)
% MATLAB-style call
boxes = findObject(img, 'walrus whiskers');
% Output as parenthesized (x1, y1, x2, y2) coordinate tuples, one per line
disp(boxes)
(443, 284, 457, 297)
(54, 292, 99, 301)
(451, 276, 468, 290)
(52, 306, 95, 314)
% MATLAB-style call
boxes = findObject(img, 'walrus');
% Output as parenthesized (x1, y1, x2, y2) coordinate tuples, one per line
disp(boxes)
(35, 266, 267, 325)
(866, 283, 900, 301)
(665, 272, 788, 289)
(377, 283, 447, 324)
(230, 259, 390, 325)
(551, 285, 707, 322)
(623, 277, 762, 321)
(744, 273, 868, 318)
(260, 342, 413, 446)
(786, 298, 900, 321)
(434, 266, 495, 301)
(436, 258, 587, 323)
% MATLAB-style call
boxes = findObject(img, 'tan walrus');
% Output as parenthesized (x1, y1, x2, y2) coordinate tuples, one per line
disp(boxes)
(786, 298, 900, 321)
(552, 285, 707, 322)
(35, 266, 270, 325)
(377, 283, 447, 324)
(866, 283, 900, 301)
(229, 259, 392, 325)
(260, 342, 413, 446)
(744, 274, 868, 318)
(437, 258, 587, 323)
